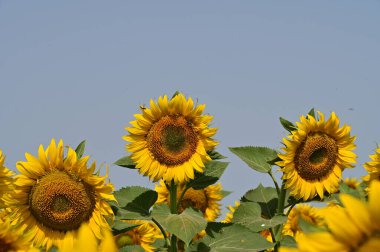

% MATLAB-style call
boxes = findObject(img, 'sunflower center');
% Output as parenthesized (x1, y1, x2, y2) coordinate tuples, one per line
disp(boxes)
(179, 188, 208, 213)
(147, 115, 198, 166)
(0, 238, 13, 252)
(29, 170, 96, 231)
(295, 133, 338, 181)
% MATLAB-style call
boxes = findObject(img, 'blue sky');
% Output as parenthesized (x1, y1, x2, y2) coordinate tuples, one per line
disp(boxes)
(0, 1, 379, 216)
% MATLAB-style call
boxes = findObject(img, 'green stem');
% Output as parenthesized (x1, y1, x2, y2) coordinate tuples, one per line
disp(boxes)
(268, 170, 281, 196)
(152, 218, 170, 247)
(176, 185, 190, 211)
(169, 181, 178, 252)
(285, 203, 296, 216)
(274, 182, 287, 252)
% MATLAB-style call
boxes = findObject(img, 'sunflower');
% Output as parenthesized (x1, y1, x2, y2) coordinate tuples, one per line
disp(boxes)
(124, 93, 218, 184)
(115, 220, 161, 252)
(61, 223, 117, 252)
(282, 204, 324, 240)
(0, 150, 14, 207)
(155, 180, 222, 221)
(4, 139, 115, 250)
(0, 219, 38, 252)
(222, 201, 240, 223)
(280, 180, 380, 252)
(277, 111, 357, 200)
(344, 177, 360, 189)
(363, 146, 380, 184)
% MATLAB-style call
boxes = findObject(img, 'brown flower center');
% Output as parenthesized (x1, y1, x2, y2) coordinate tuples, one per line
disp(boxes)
(29, 170, 96, 231)
(147, 115, 198, 166)
(295, 133, 338, 181)
(178, 188, 208, 213)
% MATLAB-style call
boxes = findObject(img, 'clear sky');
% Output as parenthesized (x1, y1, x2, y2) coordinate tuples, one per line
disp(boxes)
(0, 1, 379, 217)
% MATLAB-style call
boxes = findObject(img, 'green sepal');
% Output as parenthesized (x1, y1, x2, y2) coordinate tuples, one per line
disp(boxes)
(207, 150, 227, 160)
(114, 156, 136, 169)
(307, 108, 316, 118)
(74, 140, 86, 158)
(279, 117, 297, 132)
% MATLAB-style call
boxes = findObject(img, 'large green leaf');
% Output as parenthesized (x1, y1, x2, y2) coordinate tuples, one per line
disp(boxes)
(242, 184, 278, 218)
(114, 156, 136, 169)
(189, 161, 229, 190)
(114, 186, 157, 217)
(74, 140, 86, 158)
(229, 146, 278, 173)
(233, 202, 287, 232)
(279, 117, 297, 132)
(281, 236, 297, 248)
(194, 224, 273, 252)
(151, 204, 207, 245)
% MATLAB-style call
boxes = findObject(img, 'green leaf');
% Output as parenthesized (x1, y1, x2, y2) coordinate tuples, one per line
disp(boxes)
(307, 108, 316, 118)
(205, 222, 232, 237)
(151, 204, 207, 245)
(242, 184, 278, 218)
(114, 156, 136, 169)
(207, 150, 227, 160)
(279, 117, 297, 132)
(189, 161, 229, 189)
(233, 202, 287, 232)
(75, 140, 86, 158)
(114, 186, 157, 217)
(281, 236, 297, 248)
(229, 146, 278, 173)
(112, 220, 140, 235)
(195, 224, 273, 252)
(119, 245, 145, 252)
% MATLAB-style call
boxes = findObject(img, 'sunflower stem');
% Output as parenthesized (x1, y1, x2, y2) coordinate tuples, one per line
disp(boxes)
(274, 182, 287, 251)
(152, 218, 171, 247)
(268, 170, 281, 196)
(169, 180, 178, 252)
(176, 185, 190, 211)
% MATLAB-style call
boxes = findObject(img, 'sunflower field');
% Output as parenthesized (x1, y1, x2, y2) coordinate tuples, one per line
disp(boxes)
(0, 91, 379, 252)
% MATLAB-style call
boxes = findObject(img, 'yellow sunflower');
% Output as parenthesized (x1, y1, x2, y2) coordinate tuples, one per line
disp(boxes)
(5, 139, 115, 251)
(282, 204, 324, 240)
(277, 111, 357, 200)
(124, 93, 218, 184)
(155, 180, 222, 221)
(222, 201, 240, 223)
(61, 223, 117, 252)
(280, 180, 380, 252)
(363, 146, 380, 184)
(344, 177, 360, 189)
(115, 220, 161, 252)
(0, 219, 38, 252)
(0, 150, 14, 207)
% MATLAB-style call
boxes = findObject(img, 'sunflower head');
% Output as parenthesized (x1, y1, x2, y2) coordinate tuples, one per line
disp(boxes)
(282, 204, 324, 239)
(363, 147, 380, 184)
(221, 201, 240, 223)
(124, 93, 218, 184)
(277, 111, 357, 200)
(0, 219, 37, 252)
(115, 220, 160, 252)
(155, 180, 222, 222)
(5, 139, 115, 250)
(0, 150, 14, 207)
(281, 180, 380, 252)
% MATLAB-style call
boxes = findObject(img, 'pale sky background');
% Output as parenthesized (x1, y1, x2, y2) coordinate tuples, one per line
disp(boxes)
(0, 1, 379, 217)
